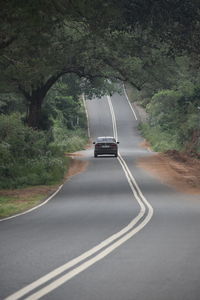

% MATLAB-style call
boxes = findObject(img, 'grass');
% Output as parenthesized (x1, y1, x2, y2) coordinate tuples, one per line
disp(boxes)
(139, 123, 181, 152)
(0, 193, 47, 218)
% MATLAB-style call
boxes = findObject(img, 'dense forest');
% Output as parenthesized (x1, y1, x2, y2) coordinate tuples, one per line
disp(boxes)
(0, 0, 200, 189)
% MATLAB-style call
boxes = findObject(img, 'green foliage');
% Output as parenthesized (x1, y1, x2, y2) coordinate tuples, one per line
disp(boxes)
(140, 123, 181, 152)
(52, 125, 88, 153)
(0, 114, 69, 189)
(148, 90, 181, 129)
(0, 93, 25, 114)
(0, 79, 88, 189)
(41, 76, 88, 131)
(124, 50, 200, 155)
(140, 87, 199, 153)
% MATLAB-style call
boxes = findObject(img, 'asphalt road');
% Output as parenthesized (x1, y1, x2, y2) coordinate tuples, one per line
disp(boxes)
(0, 92, 200, 300)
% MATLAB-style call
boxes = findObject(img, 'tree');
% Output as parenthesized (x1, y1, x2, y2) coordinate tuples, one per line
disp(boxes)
(0, 17, 147, 127)
(1, 0, 200, 129)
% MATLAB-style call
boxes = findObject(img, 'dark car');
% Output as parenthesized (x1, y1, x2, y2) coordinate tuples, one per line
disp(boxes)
(93, 136, 119, 157)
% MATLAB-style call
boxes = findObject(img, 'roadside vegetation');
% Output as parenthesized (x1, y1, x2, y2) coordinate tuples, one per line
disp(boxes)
(0, 77, 88, 190)
(0, 193, 47, 218)
(0, 77, 89, 218)
(126, 56, 200, 156)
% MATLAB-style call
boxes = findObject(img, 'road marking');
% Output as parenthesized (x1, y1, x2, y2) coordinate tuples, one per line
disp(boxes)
(5, 95, 153, 300)
(25, 211, 153, 300)
(0, 185, 63, 223)
(107, 95, 118, 139)
(82, 94, 91, 138)
(107, 95, 152, 218)
(123, 84, 138, 120)
(5, 162, 146, 300)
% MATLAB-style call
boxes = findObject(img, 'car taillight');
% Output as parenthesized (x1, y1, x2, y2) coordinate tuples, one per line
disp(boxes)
(95, 143, 101, 147)
(111, 143, 117, 147)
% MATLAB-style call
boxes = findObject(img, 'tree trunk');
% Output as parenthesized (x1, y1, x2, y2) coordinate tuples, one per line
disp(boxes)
(186, 129, 200, 154)
(19, 72, 64, 129)
(27, 94, 43, 129)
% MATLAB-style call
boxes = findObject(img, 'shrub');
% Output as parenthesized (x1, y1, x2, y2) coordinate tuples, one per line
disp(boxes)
(140, 123, 181, 152)
(141, 89, 200, 153)
(51, 125, 88, 153)
(0, 114, 68, 189)
(0, 113, 88, 189)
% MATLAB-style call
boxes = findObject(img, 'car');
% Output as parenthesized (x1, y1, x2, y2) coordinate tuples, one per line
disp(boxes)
(93, 136, 119, 157)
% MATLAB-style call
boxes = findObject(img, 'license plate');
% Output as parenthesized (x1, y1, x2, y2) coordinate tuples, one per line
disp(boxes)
(102, 145, 109, 148)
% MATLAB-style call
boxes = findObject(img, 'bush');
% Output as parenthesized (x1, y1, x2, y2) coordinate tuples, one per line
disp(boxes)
(0, 112, 88, 189)
(51, 124, 88, 153)
(139, 123, 181, 152)
(141, 89, 200, 153)
(0, 113, 50, 160)
(0, 114, 69, 189)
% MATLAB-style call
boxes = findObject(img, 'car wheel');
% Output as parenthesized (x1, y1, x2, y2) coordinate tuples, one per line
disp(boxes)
(115, 153, 118, 157)
(94, 153, 98, 157)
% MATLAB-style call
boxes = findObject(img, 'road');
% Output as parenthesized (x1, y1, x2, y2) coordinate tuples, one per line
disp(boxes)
(0, 92, 200, 300)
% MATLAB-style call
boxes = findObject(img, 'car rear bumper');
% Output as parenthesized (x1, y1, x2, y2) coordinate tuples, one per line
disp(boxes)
(94, 149, 118, 155)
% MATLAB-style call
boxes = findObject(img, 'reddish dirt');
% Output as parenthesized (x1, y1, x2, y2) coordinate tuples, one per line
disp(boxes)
(140, 140, 152, 152)
(84, 140, 93, 149)
(138, 150, 200, 195)
(64, 157, 88, 179)
(65, 153, 84, 157)
(0, 186, 56, 199)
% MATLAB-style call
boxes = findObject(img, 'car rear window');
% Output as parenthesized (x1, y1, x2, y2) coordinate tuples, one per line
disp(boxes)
(96, 137, 116, 143)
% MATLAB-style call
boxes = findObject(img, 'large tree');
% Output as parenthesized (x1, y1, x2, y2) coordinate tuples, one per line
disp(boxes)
(1, 0, 200, 128)
(1, 18, 146, 127)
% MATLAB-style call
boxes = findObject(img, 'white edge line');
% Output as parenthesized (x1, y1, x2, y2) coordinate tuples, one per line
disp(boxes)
(107, 95, 118, 140)
(122, 84, 152, 153)
(0, 185, 63, 222)
(82, 94, 91, 138)
(123, 83, 138, 120)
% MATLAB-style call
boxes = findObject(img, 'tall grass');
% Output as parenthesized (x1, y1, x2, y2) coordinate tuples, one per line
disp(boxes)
(139, 123, 181, 152)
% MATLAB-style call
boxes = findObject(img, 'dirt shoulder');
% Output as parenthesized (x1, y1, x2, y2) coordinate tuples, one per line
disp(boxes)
(0, 156, 88, 219)
(138, 148, 200, 195)
(64, 155, 88, 179)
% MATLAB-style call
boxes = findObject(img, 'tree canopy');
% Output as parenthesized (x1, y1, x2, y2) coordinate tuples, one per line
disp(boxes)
(1, 0, 200, 128)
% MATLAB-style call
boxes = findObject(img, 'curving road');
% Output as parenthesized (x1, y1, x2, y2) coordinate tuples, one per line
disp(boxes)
(0, 92, 200, 300)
